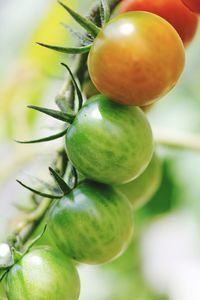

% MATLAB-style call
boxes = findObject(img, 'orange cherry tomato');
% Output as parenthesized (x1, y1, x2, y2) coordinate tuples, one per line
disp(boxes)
(88, 12, 185, 106)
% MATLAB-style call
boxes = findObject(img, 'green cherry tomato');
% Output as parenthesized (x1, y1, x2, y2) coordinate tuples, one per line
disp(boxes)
(119, 0, 199, 47)
(0, 283, 6, 299)
(115, 153, 162, 209)
(65, 95, 154, 185)
(5, 247, 80, 300)
(48, 180, 133, 265)
(88, 12, 185, 106)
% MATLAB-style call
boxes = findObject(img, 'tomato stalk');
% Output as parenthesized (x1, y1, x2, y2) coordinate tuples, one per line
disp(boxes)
(6, 0, 121, 251)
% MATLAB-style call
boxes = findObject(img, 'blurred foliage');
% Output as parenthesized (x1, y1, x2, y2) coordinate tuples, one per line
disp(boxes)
(0, 0, 76, 138)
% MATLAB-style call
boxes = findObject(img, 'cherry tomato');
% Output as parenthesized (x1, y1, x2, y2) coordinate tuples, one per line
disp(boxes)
(5, 247, 80, 300)
(115, 153, 161, 209)
(65, 95, 154, 184)
(0, 283, 6, 299)
(88, 12, 185, 106)
(182, 0, 200, 13)
(48, 180, 133, 264)
(119, 0, 198, 47)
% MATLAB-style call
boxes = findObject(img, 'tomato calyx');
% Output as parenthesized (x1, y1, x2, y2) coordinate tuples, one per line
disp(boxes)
(0, 225, 48, 283)
(16, 164, 78, 200)
(36, 0, 111, 56)
(15, 63, 84, 145)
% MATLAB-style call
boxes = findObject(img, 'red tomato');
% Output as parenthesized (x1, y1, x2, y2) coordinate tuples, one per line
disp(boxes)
(182, 0, 200, 13)
(119, 0, 199, 47)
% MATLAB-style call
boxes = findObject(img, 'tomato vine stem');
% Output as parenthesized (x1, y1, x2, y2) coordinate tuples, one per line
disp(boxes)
(7, 0, 121, 250)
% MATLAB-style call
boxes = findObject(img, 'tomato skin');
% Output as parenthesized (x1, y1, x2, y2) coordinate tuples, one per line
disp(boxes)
(65, 95, 154, 184)
(119, 0, 198, 47)
(48, 180, 133, 265)
(88, 12, 185, 106)
(115, 153, 161, 209)
(5, 247, 80, 300)
(182, 0, 200, 13)
(0, 283, 6, 299)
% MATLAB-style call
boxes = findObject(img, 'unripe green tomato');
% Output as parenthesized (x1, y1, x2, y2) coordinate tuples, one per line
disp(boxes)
(5, 247, 80, 300)
(48, 180, 133, 265)
(115, 153, 162, 209)
(88, 12, 185, 106)
(0, 283, 6, 299)
(65, 95, 154, 185)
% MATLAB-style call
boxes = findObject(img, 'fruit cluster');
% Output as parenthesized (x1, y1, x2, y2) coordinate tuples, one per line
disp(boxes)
(0, 0, 199, 299)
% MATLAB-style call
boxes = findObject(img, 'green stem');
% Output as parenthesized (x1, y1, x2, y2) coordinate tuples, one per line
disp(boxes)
(8, 0, 121, 250)
(13, 198, 51, 247)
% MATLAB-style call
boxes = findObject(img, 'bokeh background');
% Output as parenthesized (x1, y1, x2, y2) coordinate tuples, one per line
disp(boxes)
(1, 1, 200, 299)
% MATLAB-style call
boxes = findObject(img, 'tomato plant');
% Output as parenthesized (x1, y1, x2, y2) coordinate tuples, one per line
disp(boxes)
(115, 153, 162, 209)
(182, 0, 200, 13)
(88, 12, 185, 106)
(119, 0, 198, 47)
(48, 180, 133, 264)
(1, 0, 199, 299)
(5, 247, 80, 300)
(65, 95, 154, 184)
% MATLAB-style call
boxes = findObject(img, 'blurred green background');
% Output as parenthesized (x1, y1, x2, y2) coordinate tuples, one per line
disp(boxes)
(1, 1, 200, 299)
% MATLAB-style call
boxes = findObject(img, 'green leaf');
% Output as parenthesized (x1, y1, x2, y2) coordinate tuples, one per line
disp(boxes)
(61, 22, 93, 45)
(16, 180, 63, 199)
(15, 126, 68, 144)
(37, 42, 91, 54)
(100, 0, 110, 25)
(58, 1, 100, 37)
(28, 105, 75, 122)
(49, 167, 71, 194)
(61, 63, 83, 111)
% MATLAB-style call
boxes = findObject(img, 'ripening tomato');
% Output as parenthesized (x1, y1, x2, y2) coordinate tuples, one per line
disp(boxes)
(115, 153, 161, 209)
(48, 180, 133, 264)
(119, 0, 198, 47)
(65, 95, 154, 184)
(88, 12, 185, 106)
(182, 0, 200, 13)
(5, 247, 80, 300)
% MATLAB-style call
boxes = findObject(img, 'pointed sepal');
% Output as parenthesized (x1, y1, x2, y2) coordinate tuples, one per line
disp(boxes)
(23, 225, 47, 256)
(15, 126, 68, 144)
(100, 0, 110, 25)
(27, 105, 75, 122)
(0, 269, 8, 282)
(61, 23, 93, 45)
(16, 180, 63, 199)
(58, 1, 100, 37)
(49, 167, 71, 194)
(61, 63, 83, 110)
(37, 42, 91, 54)
(11, 248, 23, 264)
(65, 163, 78, 189)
